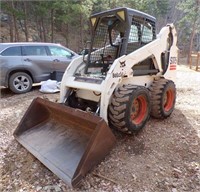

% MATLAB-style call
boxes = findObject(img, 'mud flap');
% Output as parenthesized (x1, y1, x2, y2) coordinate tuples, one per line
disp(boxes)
(13, 97, 116, 187)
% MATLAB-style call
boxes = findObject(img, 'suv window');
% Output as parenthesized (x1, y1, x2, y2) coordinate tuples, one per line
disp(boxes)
(1, 46, 21, 56)
(23, 46, 47, 56)
(49, 46, 72, 57)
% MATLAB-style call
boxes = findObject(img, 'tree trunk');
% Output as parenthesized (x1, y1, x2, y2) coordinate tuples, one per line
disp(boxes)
(187, 0, 199, 64)
(79, 12, 83, 50)
(23, 1, 29, 41)
(37, 17, 43, 41)
(63, 23, 69, 46)
(11, 1, 19, 42)
(51, 9, 54, 42)
(41, 17, 46, 42)
(187, 21, 196, 64)
(9, 18, 14, 42)
(65, 24, 69, 46)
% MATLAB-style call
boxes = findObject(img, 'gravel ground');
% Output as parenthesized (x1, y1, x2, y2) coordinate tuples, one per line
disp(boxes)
(0, 63, 200, 192)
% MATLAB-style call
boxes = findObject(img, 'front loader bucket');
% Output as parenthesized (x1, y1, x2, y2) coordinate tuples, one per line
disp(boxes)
(14, 97, 116, 187)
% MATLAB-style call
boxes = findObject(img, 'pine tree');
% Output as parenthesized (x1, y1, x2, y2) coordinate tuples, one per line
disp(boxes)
(177, 0, 200, 61)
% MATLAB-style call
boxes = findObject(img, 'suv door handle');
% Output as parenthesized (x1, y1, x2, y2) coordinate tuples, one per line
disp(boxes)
(24, 58, 31, 62)
(53, 59, 60, 62)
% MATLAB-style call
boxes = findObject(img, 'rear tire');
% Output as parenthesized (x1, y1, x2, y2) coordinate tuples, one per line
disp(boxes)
(150, 79, 176, 118)
(108, 85, 150, 134)
(9, 72, 32, 94)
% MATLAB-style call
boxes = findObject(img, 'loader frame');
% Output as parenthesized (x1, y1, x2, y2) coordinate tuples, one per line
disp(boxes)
(60, 7, 178, 123)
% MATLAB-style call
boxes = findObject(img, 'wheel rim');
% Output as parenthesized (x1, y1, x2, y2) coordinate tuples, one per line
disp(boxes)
(163, 88, 174, 112)
(13, 75, 30, 91)
(130, 95, 147, 125)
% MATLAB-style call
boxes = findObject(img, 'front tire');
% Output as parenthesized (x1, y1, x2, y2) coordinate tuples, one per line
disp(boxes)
(108, 85, 150, 134)
(150, 79, 176, 118)
(9, 72, 33, 94)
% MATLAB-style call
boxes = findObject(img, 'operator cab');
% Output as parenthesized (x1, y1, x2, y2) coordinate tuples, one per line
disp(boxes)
(75, 7, 156, 78)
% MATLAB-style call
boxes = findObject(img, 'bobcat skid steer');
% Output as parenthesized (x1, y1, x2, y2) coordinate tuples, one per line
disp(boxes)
(14, 7, 178, 187)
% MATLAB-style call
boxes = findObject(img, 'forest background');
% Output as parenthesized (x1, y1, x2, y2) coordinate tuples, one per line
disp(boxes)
(0, 0, 199, 61)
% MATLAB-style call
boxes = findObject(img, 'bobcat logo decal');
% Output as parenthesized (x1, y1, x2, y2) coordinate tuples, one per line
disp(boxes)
(120, 60, 126, 68)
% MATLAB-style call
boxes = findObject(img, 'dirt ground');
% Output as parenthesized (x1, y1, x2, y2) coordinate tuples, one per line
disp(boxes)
(0, 61, 200, 192)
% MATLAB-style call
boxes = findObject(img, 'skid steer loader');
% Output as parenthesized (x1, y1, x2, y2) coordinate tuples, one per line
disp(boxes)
(14, 7, 178, 187)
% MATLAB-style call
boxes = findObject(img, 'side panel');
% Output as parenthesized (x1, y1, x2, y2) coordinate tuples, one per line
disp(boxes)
(100, 24, 178, 122)
(163, 25, 178, 81)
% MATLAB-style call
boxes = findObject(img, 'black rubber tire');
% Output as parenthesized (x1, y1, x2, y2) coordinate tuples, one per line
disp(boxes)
(9, 72, 33, 94)
(108, 85, 150, 134)
(149, 79, 176, 119)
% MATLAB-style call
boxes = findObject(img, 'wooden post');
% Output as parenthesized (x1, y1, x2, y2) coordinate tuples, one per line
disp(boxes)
(196, 52, 200, 71)
(189, 53, 192, 69)
(189, 52, 199, 70)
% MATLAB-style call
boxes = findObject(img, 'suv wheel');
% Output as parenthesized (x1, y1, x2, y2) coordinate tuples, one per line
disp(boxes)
(9, 72, 33, 94)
